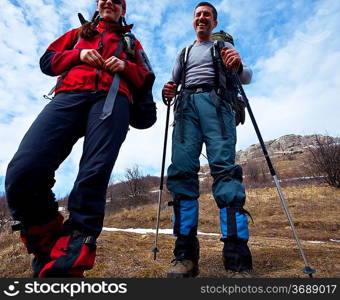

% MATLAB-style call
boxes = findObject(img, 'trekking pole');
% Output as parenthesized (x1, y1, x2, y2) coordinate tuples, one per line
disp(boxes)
(230, 68, 316, 278)
(151, 94, 174, 260)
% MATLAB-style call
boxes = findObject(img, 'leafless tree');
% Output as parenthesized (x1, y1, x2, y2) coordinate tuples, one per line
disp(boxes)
(260, 163, 269, 183)
(245, 160, 261, 183)
(124, 164, 148, 198)
(307, 135, 340, 188)
(243, 159, 271, 188)
(105, 166, 158, 214)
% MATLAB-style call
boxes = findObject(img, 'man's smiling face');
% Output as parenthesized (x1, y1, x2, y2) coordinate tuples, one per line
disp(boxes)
(193, 5, 217, 42)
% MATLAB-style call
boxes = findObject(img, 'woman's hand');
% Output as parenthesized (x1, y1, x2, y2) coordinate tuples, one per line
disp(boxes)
(103, 56, 126, 73)
(80, 49, 104, 69)
(221, 47, 242, 71)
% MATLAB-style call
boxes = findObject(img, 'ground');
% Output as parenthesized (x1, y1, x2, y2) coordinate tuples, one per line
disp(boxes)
(0, 184, 339, 278)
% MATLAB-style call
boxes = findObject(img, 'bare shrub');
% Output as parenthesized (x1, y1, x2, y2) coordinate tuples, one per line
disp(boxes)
(247, 160, 261, 183)
(306, 135, 340, 188)
(106, 165, 158, 214)
(123, 165, 149, 199)
(243, 159, 270, 188)
(0, 194, 10, 232)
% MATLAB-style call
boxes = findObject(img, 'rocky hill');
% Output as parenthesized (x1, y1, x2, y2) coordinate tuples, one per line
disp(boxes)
(236, 134, 339, 162)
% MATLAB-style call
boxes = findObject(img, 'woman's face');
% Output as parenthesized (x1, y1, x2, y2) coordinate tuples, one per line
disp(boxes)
(97, 0, 125, 22)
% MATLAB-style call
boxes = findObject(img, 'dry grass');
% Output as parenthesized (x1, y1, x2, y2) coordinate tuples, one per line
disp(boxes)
(0, 184, 339, 278)
(104, 184, 340, 242)
(84, 232, 340, 278)
(0, 230, 31, 277)
(246, 184, 340, 241)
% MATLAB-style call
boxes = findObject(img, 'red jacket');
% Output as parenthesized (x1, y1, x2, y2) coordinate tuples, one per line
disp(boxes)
(40, 21, 153, 100)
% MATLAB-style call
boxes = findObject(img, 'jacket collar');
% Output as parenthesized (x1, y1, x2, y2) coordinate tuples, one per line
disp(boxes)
(97, 19, 133, 33)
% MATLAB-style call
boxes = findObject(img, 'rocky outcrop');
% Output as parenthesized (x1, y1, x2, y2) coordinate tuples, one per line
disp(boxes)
(236, 134, 339, 162)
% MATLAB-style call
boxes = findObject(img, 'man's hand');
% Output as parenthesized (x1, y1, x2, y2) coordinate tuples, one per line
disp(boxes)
(162, 81, 177, 99)
(80, 49, 104, 69)
(103, 56, 126, 73)
(221, 47, 242, 71)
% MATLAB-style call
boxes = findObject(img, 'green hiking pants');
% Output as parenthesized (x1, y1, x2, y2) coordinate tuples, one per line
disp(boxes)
(166, 90, 248, 240)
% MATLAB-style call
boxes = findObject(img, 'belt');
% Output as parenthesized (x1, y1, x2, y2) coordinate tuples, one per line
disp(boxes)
(176, 86, 228, 142)
(183, 85, 215, 94)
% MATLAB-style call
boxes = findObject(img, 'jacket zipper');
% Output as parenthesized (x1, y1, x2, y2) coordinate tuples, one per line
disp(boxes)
(95, 29, 106, 91)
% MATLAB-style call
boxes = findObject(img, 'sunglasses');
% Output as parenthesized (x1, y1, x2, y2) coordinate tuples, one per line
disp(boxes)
(99, 0, 122, 4)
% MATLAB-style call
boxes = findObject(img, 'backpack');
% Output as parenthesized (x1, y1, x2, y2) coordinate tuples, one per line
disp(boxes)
(125, 39, 157, 130)
(211, 30, 235, 45)
(178, 30, 246, 126)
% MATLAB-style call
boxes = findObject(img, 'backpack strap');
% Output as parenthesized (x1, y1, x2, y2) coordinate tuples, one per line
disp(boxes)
(211, 40, 228, 94)
(210, 40, 231, 139)
(211, 40, 239, 101)
(174, 44, 194, 143)
(123, 32, 136, 57)
(177, 44, 194, 94)
(211, 40, 246, 126)
(100, 39, 124, 120)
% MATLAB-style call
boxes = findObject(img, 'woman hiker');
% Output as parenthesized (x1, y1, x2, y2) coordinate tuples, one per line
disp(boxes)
(5, 0, 155, 277)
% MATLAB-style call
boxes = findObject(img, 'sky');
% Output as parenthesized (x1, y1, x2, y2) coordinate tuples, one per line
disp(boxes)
(0, 0, 339, 198)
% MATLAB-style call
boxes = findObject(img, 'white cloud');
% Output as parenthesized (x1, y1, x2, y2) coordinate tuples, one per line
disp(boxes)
(0, 1, 53, 174)
(114, 102, 173, 172)
(0, 0, 339, 197)
(238, 0, 340, 149)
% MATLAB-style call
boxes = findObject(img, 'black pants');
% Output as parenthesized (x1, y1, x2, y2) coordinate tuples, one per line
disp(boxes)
(5, 91, 129, 237)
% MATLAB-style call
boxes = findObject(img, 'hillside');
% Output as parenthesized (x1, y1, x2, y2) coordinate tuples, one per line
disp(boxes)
(0, 134, 339, 278)
(0, 184, 339, 278)
(234, 134, 339, 188)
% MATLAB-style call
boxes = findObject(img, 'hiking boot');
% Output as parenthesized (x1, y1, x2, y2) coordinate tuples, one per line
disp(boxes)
(167, 258, 199, 278)
(222, 237, 252, 273)
(39, 230, 97, 278)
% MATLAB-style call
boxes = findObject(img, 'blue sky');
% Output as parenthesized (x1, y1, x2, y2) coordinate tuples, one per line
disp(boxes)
(0, 0, 339, 198)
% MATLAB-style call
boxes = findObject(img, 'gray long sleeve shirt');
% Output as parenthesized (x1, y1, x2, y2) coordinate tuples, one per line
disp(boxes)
(171, 40, 252, 87)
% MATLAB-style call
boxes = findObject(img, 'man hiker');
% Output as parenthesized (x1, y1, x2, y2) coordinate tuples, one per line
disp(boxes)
(162, 2, 253, 278)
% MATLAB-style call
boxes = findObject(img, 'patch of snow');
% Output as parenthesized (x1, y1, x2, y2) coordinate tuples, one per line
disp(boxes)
(277, 176, 325, 183)
(330, 239, 340, 243)
(102, 227, 219, 236)
(307, 241, 325, 244)
(198, 171, 210, 175)
(149, 190, 160, 193)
